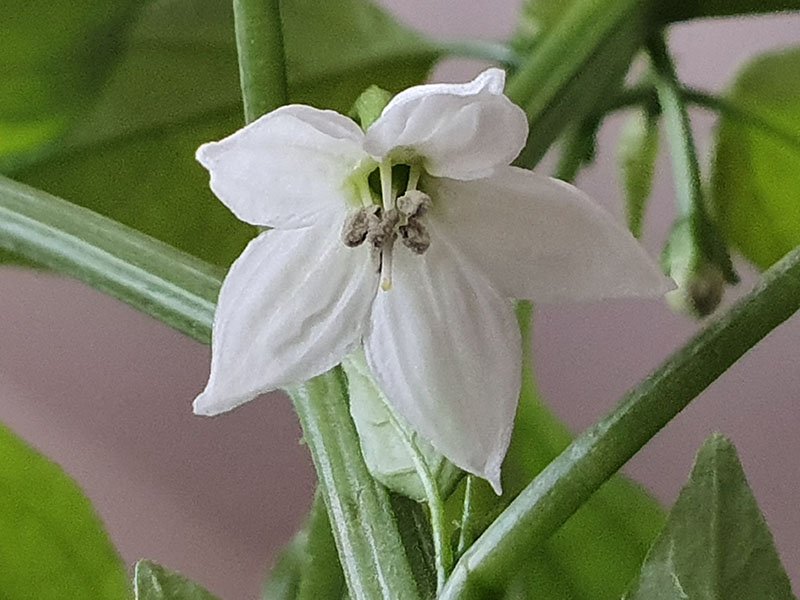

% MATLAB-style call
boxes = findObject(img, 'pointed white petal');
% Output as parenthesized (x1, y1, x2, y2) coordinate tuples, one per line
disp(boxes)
(364, 68, 528, 181)
(197, 105, 368, 229)
(364, 234, 521, 492)
(428, 167, 673, 302)
(194, 223, 378, 415)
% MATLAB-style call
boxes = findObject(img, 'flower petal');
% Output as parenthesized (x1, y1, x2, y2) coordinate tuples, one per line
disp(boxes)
(364, 68, 528, 181)
(194, 223, 378, 415)
(364, 234, 521, 492)
(197, 105, 369, 229)
(428, 166, 673, 302)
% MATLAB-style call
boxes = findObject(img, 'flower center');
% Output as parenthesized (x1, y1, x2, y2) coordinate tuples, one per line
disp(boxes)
(341, 163, 431, 291)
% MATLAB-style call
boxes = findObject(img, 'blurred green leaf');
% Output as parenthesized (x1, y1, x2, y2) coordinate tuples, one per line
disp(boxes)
(624, 435, 796, 600)
(618, 108, 660, 238)
(0, 422, 128, 599)
(711, 48, 800, 271)
(262, 529, 307, 600)
(0, 2, 140, 171)
(296, 492, 345, 600)
(6, 0, 438, 267)
(134, 560, 219, 600)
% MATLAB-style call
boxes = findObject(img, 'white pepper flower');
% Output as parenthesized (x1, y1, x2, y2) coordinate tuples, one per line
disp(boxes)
(193, 68, 670, 492)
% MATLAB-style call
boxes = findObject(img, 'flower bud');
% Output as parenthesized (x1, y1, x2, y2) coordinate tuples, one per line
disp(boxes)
(342, 350, 462, 502)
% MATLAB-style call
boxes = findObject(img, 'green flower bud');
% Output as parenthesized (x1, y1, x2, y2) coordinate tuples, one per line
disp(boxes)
(342, 350, 462, 502)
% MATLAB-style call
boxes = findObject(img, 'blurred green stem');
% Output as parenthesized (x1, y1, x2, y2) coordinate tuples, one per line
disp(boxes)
(441, 245, 800, 598)
(233, 0, 288, 121)
(434, 39, 520, 68)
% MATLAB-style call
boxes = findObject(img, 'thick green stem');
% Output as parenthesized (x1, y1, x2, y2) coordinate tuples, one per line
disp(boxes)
(233, 0, 289, 122)
(289, 374, 420, 600)
(441, 244, 800, 599)
(0, 175, 220, 344)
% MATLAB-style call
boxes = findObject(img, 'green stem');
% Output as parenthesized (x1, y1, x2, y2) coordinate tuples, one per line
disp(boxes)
(289, 374, 420, 600)
(687, 90, 800, 156)
(659, 0, 800, 22)
(384, 408, 452, 594)
(607, 86, 800, 156)
(433, 39, 520, 68)
(0, 175, 220, 344)
(648, 34, 737, 285)
(456, 476, 477, 557)
(441, 244, 800, 599)
(647, 35, 702, 219)
(233, 0, 289, 122)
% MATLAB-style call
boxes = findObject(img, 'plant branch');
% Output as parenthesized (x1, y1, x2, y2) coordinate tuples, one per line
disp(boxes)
(434, 39, 520, 68)
(441, 244, 800, 598)
(0, 175, 220, 344)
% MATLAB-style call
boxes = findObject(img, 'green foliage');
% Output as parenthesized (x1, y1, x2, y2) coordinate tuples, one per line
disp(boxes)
(3, 0, 438, 267)
(618, 108, 660, 238)
(0, 1, 139, 171)
(262, 528, 307, 600)
(134, 561, 219, 600)
(624, 435, 796, 600)
(711, 48, 800, 271)
(295, 494, 345, 600)
(0, 423, 128, 599)
(342, 351, 461, 503)
(510, 0, 578, 56)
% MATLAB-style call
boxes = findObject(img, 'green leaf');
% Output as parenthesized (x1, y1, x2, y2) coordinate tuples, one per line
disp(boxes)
(7, 0, 438, 267)
(710, 48, 800, 271)
(0, 422, 128, 599)
(618, 108, 660, 238)
(624, 435, 796, 600)
(342, 350, 461, 503)
(134, 561, 219, 600)
(0, 2, 139, 171)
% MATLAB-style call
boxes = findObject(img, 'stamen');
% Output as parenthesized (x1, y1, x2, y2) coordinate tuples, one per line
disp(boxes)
(407, 164, 421, 191)
(342, 206, 380, 248)
(379, 161, 394, 210)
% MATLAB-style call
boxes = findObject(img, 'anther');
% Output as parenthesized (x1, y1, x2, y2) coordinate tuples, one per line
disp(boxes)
(341, 206, 380, 248)
(397, 190, 432, 219)
(399, 218, 431, 255)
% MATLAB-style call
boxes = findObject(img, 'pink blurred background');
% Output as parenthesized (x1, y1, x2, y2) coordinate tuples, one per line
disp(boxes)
(1, 3, 799, 598)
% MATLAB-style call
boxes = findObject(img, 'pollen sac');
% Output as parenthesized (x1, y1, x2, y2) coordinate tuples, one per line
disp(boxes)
(368, 207, 399, 251)
(341, 206, 380, 247)
(397, 190, 432, 218)
(400, 218, 430, 254)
